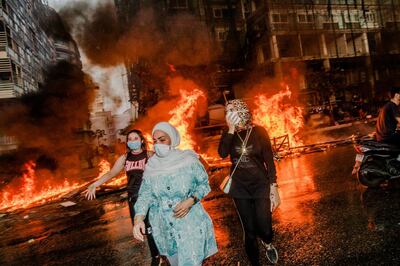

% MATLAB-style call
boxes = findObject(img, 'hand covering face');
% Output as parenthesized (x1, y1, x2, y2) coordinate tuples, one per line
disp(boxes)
(225, 99, 252, 130)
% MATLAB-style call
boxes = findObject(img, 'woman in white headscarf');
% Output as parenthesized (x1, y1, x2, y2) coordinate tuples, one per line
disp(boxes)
(133, 122, 217, 266)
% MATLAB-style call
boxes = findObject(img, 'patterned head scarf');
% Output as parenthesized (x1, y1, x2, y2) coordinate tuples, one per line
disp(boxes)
(225, 99, 252, 130)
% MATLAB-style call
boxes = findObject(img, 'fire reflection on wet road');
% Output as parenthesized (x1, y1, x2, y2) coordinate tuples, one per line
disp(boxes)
(1, 145, 400, 265)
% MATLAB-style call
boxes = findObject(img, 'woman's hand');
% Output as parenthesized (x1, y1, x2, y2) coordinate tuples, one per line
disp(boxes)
(173, 198, 194, 218)
(225, 104, 238, 134)
(270, 184, 281, 212)
(85, 183, 97, 200)
(133, 217, 146, 241)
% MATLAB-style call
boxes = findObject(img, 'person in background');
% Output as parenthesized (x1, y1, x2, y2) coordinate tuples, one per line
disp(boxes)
(376, 87, 400, 145)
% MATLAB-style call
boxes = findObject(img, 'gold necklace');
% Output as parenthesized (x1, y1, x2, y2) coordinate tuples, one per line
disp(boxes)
(237, 127, 252, 154)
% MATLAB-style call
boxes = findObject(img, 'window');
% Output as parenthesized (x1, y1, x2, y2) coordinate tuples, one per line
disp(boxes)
(298, 14, 314, 23)
(213, 7, 235, 18)
(217, 31, 227, 41)
(29, 28, 37, 52)
(365, 12, 376, 22)
(1, 0, 8, 12)
(272, 13, 288, 23)
(11, 39, 17, 51)
(0, 72, 11, 81)
(215, 28, 229, 41)
(213, 8, 222, 18)
(6, 28, 12, 48)
(280, 14, 288, 23)
(16, 65, 21, 75)
(169, 0, 188, 9)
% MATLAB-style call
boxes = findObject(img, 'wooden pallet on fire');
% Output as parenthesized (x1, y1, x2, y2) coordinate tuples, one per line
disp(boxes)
(272, 134, 290, 153)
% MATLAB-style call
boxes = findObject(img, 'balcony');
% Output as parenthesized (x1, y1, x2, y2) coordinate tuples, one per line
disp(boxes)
(0, 135, 18, 154)
(323, 22, 339, 30)
(271, 23, 290, 31)
(346, 22, 361, 29)
(0, 58, 11, 72)
(0, 135, 17, 145)
(297, 23, 315, 30)
(0, 32, 7, 49)
(385, 22, 400, 30)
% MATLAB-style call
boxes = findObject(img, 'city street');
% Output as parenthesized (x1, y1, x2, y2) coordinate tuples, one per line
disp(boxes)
(1, 1, 400, 265)
(1, 145, 399, 266)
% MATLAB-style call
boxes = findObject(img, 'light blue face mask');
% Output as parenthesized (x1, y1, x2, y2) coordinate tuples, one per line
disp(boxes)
(127, 140, 142, 151)
(154, 143, 172, 157)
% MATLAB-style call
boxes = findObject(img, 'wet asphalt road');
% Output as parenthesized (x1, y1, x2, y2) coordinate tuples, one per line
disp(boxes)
(1, 145, 400, 266)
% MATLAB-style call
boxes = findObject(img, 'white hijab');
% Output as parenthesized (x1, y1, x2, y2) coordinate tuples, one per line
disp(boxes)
(144, 122, 199, 177)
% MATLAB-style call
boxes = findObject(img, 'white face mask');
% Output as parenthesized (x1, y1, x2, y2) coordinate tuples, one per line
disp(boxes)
(154, 143, 172, 157)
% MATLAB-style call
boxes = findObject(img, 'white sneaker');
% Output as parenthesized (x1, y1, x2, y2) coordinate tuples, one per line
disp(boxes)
(263, 242, 278, 264)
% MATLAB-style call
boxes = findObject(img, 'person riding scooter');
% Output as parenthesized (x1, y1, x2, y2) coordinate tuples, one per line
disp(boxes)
(376, 87, 400, 145)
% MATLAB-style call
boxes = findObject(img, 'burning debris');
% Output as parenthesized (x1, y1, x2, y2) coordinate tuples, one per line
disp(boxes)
(0, 161, 81, 211)
(0, 157, 126, 211)
(252, 86, 304, 147)
(0, 62, 96, 211)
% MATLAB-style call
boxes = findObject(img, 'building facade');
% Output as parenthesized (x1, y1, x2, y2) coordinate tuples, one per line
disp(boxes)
(89, 88, 117, 149)
(0, 0, 58, 99)
(114, 0, 248, 113)
(0, 0, 82, 154)
(114, 0, 400, 118)
(245, 0, 400, 106)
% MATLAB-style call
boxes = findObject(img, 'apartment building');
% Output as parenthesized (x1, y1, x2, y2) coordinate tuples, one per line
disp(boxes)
(245, 0, 400, 104)
(0, 0, 82, 154)
(114, 0, 247, 113)
(0, 0, 57, 99)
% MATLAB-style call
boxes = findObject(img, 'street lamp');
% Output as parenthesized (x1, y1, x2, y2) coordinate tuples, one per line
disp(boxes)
(222, 90, 230, 104)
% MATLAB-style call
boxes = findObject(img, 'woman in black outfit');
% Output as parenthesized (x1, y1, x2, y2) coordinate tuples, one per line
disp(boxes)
(218, 99, 281, 265)
(86, 129, 162, 265)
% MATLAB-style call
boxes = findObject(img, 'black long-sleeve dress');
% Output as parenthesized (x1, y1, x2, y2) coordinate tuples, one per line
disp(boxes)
(218, 125, 277, 199)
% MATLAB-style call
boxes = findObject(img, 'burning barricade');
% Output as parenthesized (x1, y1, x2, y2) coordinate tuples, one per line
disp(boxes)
(0, 78, 309, 212)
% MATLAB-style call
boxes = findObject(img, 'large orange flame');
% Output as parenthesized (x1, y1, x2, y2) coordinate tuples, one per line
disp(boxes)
(0, 161, 81, 211)
(252, 86, 304, 147)
(0, 82, 305, 211)
(168, 88, 205, 150)
(0, 159, 128, 211)
(145, 86, 206, 151)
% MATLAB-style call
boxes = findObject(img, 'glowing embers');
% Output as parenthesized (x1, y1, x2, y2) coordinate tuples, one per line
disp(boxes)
(0, 161, 80, 211)
(252, 86, 304, 148)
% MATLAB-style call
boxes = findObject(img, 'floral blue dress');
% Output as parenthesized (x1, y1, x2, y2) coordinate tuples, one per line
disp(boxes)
(134, 153, 218, 265)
